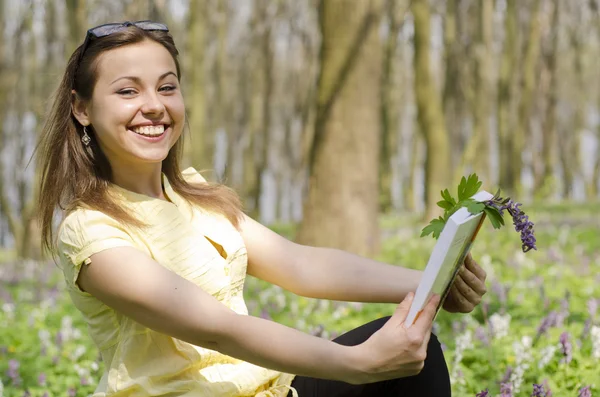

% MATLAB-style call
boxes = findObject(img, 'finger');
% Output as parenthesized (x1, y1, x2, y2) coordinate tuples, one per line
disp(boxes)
(453, 274, 482, 306)
(393, 292, 415, 323)
(412, 294, 440, 330)
(458, 266, 487, 296)
(464, 255, 486, 281)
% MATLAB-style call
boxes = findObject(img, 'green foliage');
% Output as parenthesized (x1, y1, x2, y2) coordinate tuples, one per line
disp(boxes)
(1, 203, 599, 396)
(422, 173, 504, 239)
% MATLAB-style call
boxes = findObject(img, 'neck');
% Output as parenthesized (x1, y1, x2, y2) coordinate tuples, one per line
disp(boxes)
(111, 162, 167, 200)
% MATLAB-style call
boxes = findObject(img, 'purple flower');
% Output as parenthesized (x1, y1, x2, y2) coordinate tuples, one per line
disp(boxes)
(500, 382, 513, 397)
(559, 332, 572, 364)
(7, 359, 21, 384)
(531, 383, 549, 396)
(38, 372, 47, 386)
(476, 389, 490, 397)
(485, 197, 537, 252)
(578, 386, 592, 397)
(68, 387, 76, 397)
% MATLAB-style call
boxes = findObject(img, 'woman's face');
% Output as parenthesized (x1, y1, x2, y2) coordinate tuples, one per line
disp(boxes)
(73, 39, 184, 168)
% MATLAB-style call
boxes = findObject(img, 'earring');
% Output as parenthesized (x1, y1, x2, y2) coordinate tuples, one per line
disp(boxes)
(82, 126, 91, 146)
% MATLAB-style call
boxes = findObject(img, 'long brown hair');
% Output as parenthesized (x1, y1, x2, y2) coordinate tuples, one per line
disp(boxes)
(37, 25, 243, 254)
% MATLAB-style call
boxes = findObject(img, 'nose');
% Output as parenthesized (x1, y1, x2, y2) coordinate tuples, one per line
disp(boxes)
(140, 90, 165, 116)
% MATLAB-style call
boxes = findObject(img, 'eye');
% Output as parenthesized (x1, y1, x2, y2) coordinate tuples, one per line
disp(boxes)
(117, 89, 137, 96)
(159, 85, 177, 92)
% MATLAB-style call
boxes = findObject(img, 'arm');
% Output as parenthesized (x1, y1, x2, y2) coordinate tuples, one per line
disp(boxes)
(76, 246, 361, 382)
(241, 215, 422, 303)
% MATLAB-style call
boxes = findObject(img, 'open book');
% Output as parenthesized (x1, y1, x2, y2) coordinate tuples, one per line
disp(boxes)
(404, 190, 494, 327)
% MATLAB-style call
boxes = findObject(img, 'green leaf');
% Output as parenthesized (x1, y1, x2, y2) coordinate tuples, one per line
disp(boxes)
(483, 206, 505, 229)
(466, 201, 485, 215)
(420, 217, 446, 239)
(437, 200, 454, 211)
(441, 189, 457, 206)
(457, 173, 483, 201)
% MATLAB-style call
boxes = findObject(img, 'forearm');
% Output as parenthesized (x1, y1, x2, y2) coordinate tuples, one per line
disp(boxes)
(292, 247, 422, 303)
(212, 312, 364, 383)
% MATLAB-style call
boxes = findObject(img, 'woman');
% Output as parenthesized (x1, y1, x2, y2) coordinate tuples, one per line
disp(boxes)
(36, 20, 487, 397)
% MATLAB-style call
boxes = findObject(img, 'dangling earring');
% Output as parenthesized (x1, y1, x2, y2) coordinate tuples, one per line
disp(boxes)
(82, 126, 91, 146)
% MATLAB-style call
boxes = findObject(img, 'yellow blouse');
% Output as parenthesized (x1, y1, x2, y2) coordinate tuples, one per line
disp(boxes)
(57, 167, 296, 397)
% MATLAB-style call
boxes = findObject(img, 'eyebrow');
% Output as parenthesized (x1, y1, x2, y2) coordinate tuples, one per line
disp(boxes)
(110, 71, 178, 85)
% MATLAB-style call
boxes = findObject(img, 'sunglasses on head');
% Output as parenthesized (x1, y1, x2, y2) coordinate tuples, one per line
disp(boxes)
(75, 20, 169, 69)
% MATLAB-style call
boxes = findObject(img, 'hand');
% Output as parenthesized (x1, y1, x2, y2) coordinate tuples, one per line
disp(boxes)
(442, 253, 487, 313)
(348, 292, 440, 384)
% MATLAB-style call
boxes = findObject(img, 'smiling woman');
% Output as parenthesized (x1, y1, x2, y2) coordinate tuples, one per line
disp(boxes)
(34, 20, 466, 397)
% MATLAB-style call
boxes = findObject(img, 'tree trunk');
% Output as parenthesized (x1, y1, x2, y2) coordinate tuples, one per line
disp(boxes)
(66, 0, 87, 55)
(412, 0, 451, 220)
(497, 0, 518, 195)
(513, 0, 542, 196)
(442, 0, 466, 174)
(296, 0, 383, 258)
(534, 0, 559, 198)
(456, 0, 493, 185)
(187, 0, 210, 172)
(379, 0, 404, 212)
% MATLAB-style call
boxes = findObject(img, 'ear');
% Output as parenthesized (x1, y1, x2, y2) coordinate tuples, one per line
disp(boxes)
(71, 90, 91, 127)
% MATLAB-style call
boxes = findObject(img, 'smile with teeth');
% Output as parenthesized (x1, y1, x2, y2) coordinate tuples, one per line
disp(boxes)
(130, 125, 167, 137)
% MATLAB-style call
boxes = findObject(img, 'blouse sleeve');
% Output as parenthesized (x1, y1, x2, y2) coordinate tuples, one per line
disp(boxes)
(58, 209, 136, 294)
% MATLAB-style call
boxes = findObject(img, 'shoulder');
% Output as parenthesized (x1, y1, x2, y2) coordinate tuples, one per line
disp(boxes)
(58, 208, 136, 269)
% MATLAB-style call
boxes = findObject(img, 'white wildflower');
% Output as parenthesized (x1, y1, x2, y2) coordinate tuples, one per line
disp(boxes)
(74, 363, 89, 377)
(73, 329, 83, 340)
(0, 378, 4, 397)
(61, 316, 74, 342)
(38, 329, 51, 343)
(591, 326, 600, 360)
(509, 336, 533, 394)
(90, 362, 100, 372)
(538, 344, 558, 369)
(489, 313, 511, 339)
(450, 330, 473, 385)
(71, 345, 87, 361)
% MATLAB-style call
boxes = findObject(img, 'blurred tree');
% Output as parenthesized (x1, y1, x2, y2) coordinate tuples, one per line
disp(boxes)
(560, 1, 586, 199)
(187, 0, 210, 171)
(513, 0, 542, 196)
(243, 0, 276, 216)
(379, 0, 406, 212)
(297, 0, 383, 257)
(535, 0, 559, 198)
(497, 0, 519, 195)
(412, 0, 451, 220)
(66, 0, 87, 55)
(442, 0, 469, 175)
(457, 0, 493, 185)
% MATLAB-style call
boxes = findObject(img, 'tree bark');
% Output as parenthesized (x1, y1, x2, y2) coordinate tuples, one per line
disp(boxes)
(535, 0, 559, 198)
(412, 0, 451, 220)
(513, 0, 542, 196)
(497, 0, 518, 195)
(379, 0, 404, 212)
(187, 0, 210, 172)
(456, 0, 493, 185)
(66, 0, 86, 55)
(296, 0, 383, 258)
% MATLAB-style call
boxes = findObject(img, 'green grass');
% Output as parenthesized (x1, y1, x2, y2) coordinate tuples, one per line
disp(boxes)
(1, 203, 599, 396)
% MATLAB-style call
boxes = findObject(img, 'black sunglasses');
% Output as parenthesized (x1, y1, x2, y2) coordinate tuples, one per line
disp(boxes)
(75, 20, 169, 71)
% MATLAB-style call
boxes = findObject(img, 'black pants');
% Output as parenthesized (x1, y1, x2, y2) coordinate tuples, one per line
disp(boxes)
(288, 317, 451, 397)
